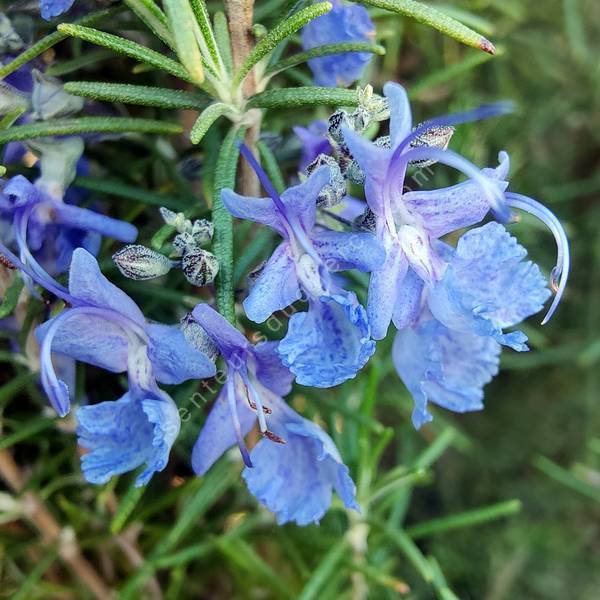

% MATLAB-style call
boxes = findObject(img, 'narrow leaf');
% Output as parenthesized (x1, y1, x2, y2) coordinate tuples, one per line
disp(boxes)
(57, 24, 191, 82)
(266, 42, 386, 76)
(298, 540, 348, 600)
(357, 0, 495, 53)
(247, 86, 360, 109)
(124, 0, 175, 48)
(212, 126, 245, 324)
(234, 2, 333, 86)
(110, 481, 146, 533)
(257, 139, 286, 193)
(534, 455, 600, 503)
(213, 11, 234, 74)
(406, 499, 522, 539)
(63, 82, 208, 110)
(73, 176, 187, 210)
(190, 0, 222, 68)
(0, 8, 116, 80)
(163, 0, 205, 85)
(190, 103, 230, 144)
(0, 117, 182, 144)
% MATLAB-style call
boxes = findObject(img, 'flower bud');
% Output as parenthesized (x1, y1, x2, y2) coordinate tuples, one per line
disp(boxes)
(182, 248, 219, 286)
(113, 245, 173, 280)
(191, 219, 214, 246)
(159, 207, 191, 233)
(306, 154, 346, 208)
(31, 70, 84, 120)
(0, 81, 29, 116)
(409, 124, 455, 167)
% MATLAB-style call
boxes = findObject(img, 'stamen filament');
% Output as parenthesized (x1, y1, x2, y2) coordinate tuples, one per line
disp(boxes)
(506, 192, 570, 324)
(227, 375, 252, 468)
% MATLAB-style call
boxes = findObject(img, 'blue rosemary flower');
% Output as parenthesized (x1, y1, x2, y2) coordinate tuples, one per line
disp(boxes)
(190, 304, 359, 525)
(40, 0, 76, 20)
(394, 222, 554, 428)
(301, 1, 375, 87)
(221, 144, 384, 387)
(341, 82, 527, 339)
(29, 248, 216, 416)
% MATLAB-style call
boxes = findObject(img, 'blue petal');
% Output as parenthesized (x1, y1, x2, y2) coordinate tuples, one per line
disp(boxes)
(301, 2, 375, 87)
(392, 267, 424, 330)
(428, 222, 551, 350)
(36, 312, 130, 373)
(40, 0, 76, 20)
(191, 384, 256, 476)
(68, 248, 145, 325)
(191, 303, 251, 360)
(280, 166, 330, 233)
(242, 396, 359, 525)
(385, 82, 412, 146)
(146, 323, 216, 384)
(367, 240, 407, 340)
(253, 341, 294, 397)
(51, 203, 138, 243)
(402, 152, 510, 237)
(278, 292, 375, 387)
(312, 230, 385, 272)
(77, 392, 180, 486)
(243, 242, 301, 323)
(393, 318, 501, 429)
(221, 189, 286, 236)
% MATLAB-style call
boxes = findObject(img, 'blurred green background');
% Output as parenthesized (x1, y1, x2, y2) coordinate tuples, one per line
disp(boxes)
(0, 0, 599, 598)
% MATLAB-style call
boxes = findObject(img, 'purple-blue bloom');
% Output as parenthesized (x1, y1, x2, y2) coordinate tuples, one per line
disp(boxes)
(221, 145, 384, 387)
(342, 82, 531, 340)
(301, 1, 375, 87)
(394, 222, 551, 428)
(293, 120, 333, 171)
(35, 248, 216, 416)
(190, 304, 358, 525)
(40, 0, 76, 20)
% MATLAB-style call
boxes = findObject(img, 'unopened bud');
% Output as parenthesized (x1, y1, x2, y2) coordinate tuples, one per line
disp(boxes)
(0, 81, 29, 116)
(306, 154, 346, 208)
(0, 14, 24, 54)
(159, 207, 191, 233)
(191, 219, 214, 246)
(409, 124, 455, 167)
(113, 245, 173, 280)
(31, 70, 84, 120)
(182, 248, 219, 286)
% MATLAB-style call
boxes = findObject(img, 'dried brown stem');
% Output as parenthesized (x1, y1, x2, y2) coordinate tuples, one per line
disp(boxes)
(0, 449, 113, 599)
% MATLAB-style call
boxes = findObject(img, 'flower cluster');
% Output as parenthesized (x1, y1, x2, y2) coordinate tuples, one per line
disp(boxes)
(0, 10, 569, 527)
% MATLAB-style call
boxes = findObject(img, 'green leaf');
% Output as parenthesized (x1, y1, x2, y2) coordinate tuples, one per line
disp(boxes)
(0, 117, 182, 144)
(212, 126, 245, 324)
(163, 0, 205, 85)
(266, 42, 386, 76)
(73, 176, 187, 210)
(247, 86, 360, 109)
(0, 418, 55, 450)
(298, 540, 348, 600)
(190, 0, 222, 70)
(110, 481, 146, 534)
(213, 12, 234, 74)
(57, 24, 191, 82)
(233, 2, 333, 86)
(357, 0, 495, 53)
(406, 499, 522, 539)
(44, 49, 115, 77)
(63, 82, 207, 110)
(124, 0, 175, 48)
(257, 139, 286, 193)
(534, 455, 600, 503)
(0, 276, 24, 319)
(0, 7, 117, 81)
(190, 103, 231, 144)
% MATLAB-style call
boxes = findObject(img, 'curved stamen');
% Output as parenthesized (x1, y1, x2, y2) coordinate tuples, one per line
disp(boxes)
(13, 206, 77, 303)
(505, 192, 570, 324)
(392, 101, 515, 161)
(238, 142, 325, 269)
(392, 146, 511, 222)
(0, 239, 75, 305)
(227, 375, 252, 468)
(40, 306, 150, 416)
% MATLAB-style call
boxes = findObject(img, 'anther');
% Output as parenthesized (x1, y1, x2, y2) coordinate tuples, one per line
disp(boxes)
(248, 400, 272, 414)
(0, 253, 16, 269)
(263, 430, 286, 444)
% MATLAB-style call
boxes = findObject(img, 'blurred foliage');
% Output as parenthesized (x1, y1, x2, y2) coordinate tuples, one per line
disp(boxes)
(0, 0, 599, 598)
